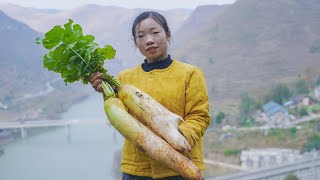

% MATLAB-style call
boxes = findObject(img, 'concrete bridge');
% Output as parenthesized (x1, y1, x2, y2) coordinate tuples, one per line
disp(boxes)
(0, 119, 109, 139)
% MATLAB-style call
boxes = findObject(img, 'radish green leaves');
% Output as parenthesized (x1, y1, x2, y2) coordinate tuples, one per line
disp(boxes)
(36, 19, 116, 84)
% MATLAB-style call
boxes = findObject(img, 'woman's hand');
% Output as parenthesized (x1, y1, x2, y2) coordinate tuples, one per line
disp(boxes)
(90, 72, 103, 92)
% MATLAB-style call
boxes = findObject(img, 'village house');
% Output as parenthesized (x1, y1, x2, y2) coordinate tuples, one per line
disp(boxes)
(254, 101, 292, 127)
(284, 95, 313, 109)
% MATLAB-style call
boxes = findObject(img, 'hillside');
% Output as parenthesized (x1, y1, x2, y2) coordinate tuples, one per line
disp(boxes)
(0, 11, 88, 120)
(173, 0, 320, 111)
(0, 10, 48, 97)
(2, 1, 320, 116)
(172, 5, 229, 49)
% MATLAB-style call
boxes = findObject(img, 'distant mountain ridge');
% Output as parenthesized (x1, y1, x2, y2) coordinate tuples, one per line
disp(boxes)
(0, 4, 192, 120)
(173, 0, 320, 110)
(0, 10, 47, 82)
(172, 5, 229, 49)
(0, 10, 88, 120)
(0, 10, 46, 118)
(0, 3, 192, 75)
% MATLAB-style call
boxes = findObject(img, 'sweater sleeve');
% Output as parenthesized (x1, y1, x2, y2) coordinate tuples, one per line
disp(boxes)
(178, 67, 211, 147)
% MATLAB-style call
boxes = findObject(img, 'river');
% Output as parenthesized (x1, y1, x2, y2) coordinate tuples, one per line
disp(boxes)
(0, 94, 124, 180)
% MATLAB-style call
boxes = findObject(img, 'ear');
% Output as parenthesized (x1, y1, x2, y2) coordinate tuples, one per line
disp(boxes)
(166, 31, 172, 42)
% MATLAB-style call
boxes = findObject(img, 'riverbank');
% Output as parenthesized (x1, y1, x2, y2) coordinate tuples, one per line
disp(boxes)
(0, 92, 89, 147)
(0, 88, 97, 151)
(0, 89, 90, 121)
(0, 78, 93, 122)
(0, 93, 122, 180)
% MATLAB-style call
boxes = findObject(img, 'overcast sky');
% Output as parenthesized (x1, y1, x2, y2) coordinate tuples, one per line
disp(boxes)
(0, 0, 236, 10)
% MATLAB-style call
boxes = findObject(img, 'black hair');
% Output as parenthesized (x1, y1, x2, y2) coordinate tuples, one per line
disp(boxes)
(132, 11, 171, 44)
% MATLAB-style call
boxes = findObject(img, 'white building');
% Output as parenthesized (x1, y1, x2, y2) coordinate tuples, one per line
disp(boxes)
(241, 148, 303, 169)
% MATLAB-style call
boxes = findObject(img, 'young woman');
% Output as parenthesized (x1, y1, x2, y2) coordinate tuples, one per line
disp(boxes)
(90, 11, 210, 180)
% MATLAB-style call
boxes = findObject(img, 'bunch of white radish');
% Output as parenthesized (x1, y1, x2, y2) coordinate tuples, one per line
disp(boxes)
(103, 83, 202, 180)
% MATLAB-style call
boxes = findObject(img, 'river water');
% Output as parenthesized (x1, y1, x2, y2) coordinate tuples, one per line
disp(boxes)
(0, 94, 124, 180)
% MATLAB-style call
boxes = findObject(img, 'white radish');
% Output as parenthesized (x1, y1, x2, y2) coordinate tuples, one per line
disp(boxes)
(117, 84, 191, 152)
(104, 98, 202, 180)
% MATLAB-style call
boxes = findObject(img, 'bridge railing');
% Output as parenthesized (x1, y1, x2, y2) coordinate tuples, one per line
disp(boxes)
(0, 119, 109, 139)
(208, 156, 320, 180)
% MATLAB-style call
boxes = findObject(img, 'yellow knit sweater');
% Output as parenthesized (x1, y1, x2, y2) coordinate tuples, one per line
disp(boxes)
(117, 59, 210, 178)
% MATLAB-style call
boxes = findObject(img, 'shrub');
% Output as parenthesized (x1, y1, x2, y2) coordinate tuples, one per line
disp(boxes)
(288, 108, 299, 117)
(215, 112, 225, 124)
(302, 133, 320, 152)
(265, 83, 292, 105)
(293, 79, 309, 95)
(240, 119, 255, 127)
(311, 105, 320, 114)
(224, 149, 241, 156)
(299, 107, 308, 117)
(285, 174, 299, 180)
(238, 93, 256, 126)
(290, 127, 297, 137)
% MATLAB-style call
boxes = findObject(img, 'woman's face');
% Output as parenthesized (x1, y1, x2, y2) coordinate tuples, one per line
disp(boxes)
(135, 17, 170, 63)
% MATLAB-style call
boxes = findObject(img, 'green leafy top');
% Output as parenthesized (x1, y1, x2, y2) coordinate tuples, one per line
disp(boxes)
(36, 19, 117, 85)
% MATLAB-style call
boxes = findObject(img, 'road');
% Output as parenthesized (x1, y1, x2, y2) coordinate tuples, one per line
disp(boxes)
(289, 113, 320, 127)
(231, 113, 320, 132)
(204, 159, 248, 171)
(209, 157, 320, 180)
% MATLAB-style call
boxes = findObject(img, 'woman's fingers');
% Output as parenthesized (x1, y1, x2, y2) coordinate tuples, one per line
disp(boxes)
(92, 79, 103, 92)
(96, 84, 103, 92)
(89, 72, 98, 83)
(89, 72, 104, 92)
(90, 72, 103, 84)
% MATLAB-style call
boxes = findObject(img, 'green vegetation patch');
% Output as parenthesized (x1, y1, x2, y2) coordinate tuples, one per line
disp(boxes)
(223, 149, 241, 156)
(310, 105, 320, 114)
(302, 132, 320, 153)
(285, 174, 300, 180)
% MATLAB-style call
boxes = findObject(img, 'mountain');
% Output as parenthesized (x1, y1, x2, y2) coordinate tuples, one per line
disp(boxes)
(4, 1, 319, 115)
(0, 3, 61, 33)
(0, 10, 48, 91)
(0, 10, 47, 118)
(0, 4, 192, 120)
(172, 5, 229, 49)
(0, 11, 87, 120)
(0, 4, 192, 121)
(173, 0, 320, 111)
(0, 4, 192, 74)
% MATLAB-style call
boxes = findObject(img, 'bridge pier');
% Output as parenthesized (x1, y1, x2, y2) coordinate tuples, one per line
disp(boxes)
(20, 127, 27, 139)
(65, 124, 71, 143)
